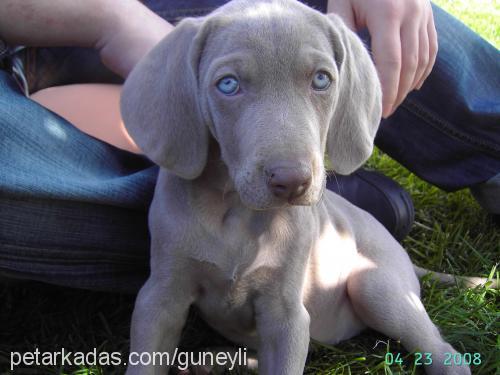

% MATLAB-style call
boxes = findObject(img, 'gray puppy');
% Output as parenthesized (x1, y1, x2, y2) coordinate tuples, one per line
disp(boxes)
(121, 0, 471, 374)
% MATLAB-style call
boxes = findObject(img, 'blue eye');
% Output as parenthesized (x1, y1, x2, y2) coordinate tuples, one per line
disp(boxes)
(312, 71, 331, 90)
(216, 76, 240, 95)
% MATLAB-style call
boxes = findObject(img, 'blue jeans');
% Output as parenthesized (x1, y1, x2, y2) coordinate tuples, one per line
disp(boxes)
(0, 71, 158, 291)
(377, 6, 500, 192)
(0, 1, 498, 291)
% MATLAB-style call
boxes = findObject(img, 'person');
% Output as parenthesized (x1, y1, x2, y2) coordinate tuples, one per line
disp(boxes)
(0, 0, 498, 292)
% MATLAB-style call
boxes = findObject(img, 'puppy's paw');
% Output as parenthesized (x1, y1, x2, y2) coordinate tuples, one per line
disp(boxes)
(425, 345, 471, 375)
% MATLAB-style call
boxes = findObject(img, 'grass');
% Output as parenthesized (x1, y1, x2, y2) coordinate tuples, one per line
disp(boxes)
(433, 0, 499, 48)
(1, 1, 499, 374)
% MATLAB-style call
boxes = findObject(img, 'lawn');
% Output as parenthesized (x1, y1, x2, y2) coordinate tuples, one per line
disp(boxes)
(0, 1, 498, 375)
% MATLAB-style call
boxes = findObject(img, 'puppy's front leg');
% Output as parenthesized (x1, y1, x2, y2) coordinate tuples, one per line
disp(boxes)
(255, 296, 310, 375)
(126, 274, 194, 375)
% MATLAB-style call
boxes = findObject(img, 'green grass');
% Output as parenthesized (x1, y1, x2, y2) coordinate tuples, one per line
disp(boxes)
(433, 0, 499, 48)
(1, 1, 499, 375)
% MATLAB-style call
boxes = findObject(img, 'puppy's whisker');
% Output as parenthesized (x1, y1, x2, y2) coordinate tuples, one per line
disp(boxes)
(327, 170, 342, 195)
(333, 172, 341, 194)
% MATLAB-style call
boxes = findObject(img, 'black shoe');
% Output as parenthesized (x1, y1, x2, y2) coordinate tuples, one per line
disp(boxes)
(326, 169, 415, 241)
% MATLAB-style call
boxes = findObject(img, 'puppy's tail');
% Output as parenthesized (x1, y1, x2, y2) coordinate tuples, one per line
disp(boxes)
(413, 265, 499, 289)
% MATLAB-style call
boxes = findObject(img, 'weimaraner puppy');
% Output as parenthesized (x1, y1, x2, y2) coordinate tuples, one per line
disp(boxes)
(121, 0, 472, 374)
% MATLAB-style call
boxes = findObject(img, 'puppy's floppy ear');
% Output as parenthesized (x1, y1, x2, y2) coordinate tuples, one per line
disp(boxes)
(121, 18, 209, 179)
(325, 14, 382, 175)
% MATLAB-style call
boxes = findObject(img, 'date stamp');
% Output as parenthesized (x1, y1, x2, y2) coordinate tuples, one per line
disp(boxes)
(385, 352, 481, 367)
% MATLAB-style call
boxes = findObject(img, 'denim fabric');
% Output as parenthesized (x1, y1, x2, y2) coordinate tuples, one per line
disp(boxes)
(375, 4, 500, 191)
(0, 39, 8, 63)
(0, 70, 158, 292)
(20, 47, 123, 94)
(0, 1, 498, 291)
(13, 2, 499, 189)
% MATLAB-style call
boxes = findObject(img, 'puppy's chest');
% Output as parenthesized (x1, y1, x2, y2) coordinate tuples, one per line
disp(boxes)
(191, 251, 273, 339)
(193, 229, 299, 307)
(193, 258, 269, 334)
(192, 209, 315, 334)
(192, 203, 313, 276)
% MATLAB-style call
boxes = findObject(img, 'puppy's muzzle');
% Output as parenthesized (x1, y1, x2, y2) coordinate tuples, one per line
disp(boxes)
(265, 162, 312, 203)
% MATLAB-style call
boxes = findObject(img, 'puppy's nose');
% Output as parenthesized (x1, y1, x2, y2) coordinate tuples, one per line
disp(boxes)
(266, 164, 312, 201)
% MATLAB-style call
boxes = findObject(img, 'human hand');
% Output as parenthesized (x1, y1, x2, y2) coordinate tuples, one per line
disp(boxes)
(327, 0, 438, 118)
(96, 2, 173, 77)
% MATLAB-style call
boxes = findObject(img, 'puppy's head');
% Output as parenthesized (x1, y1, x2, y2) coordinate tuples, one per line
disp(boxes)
(121, 0, 382, 209)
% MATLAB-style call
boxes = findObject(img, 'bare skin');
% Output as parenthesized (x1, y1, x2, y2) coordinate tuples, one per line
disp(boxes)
(327, 0, 438, 118)
(30, 84, 140, 153)
(1, 0, 437, 150)
(0, 0, 173, 152)
(0, 0, 173, 77)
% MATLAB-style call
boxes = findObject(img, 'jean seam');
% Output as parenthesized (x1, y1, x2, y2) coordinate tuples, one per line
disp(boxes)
(401, 97, 500, 158)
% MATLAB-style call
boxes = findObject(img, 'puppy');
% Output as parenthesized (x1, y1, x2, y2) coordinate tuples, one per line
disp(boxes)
(121, 1, 472, 374)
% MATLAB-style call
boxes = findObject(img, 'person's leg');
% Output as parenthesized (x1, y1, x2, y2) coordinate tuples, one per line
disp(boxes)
(375, 4, 500, 212)
(0, 69, 157, 292)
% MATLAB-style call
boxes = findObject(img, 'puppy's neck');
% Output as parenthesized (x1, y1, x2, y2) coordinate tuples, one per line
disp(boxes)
(194, 140, 236, 196)
(182, 141, 314, 264)
(187, 140, 306, 235)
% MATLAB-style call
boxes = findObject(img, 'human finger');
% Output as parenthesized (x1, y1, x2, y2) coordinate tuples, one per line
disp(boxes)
(393, 17, 420, 111)
(368, 15, 402, 118)
(412, 18, 429, 90)
(417, 7, 438, 89)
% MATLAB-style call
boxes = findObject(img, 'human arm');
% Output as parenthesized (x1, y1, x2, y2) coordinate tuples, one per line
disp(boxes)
(0, 0, 175, 153)
(327, 0, 438, 118)
(0, 0, 173, 77)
